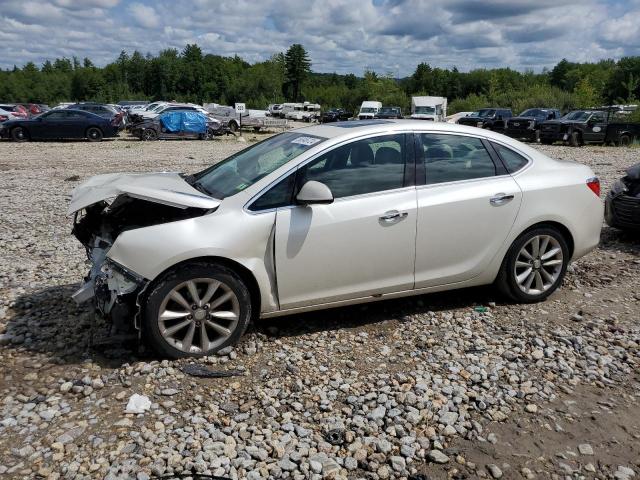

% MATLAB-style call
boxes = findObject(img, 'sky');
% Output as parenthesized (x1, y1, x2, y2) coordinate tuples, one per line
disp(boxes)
(0, 0, 639, 75)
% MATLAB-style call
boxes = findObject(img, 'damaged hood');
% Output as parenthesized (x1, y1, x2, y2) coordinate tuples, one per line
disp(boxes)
(68, 172, 221, 215)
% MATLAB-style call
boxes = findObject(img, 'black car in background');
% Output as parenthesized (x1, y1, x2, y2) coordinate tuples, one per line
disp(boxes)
(66, 103, 125, 128)
(504, 108, 562, 142)
(0, 109, 119, 142)
(375, 106, 403, 119)
(605, 163, 640, 231)
(457, 108, 513, 131)
(320, 108, 351, 123)
(540, 109, 640, 146)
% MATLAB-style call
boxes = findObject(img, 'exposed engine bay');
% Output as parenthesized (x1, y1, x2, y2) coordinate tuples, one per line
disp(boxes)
(72, 195, 210, 331)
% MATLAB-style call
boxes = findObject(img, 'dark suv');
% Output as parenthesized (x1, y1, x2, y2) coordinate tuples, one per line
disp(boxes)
(375, 107, 403, 119)
(457, 108, 512, 131)
(504, 108, 561, 142)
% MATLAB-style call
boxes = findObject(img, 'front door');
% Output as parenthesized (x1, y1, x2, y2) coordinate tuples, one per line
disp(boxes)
(274, 133, 417, 309)
(582, 111, 607, 143)
(414, 133, 522, 288)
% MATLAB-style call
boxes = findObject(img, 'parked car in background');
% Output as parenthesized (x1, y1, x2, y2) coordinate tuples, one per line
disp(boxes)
(504, 108, 562, 142)
(540, 109, 640, 146)
(66, 103, 125, 128)
(605, 163, 640, 231)
(320, 108, 351, 123)
(358, 101, 382, 120)
(0, 109, 119, 142)
(118, 100, 149, 110)
(457, 108, 513, 131)
(207, 105, 269, 132)
(0, 104, 29, 122)
(375, 106, 403, 119)
(410, 96, 447, 121)
(130, 111, 226, 140)
(69, 120, 602, 358)
(267, 104, 283, 116)
(445, 111, 472, 123)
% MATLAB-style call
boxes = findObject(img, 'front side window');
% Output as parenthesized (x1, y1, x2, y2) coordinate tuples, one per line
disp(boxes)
(193, 132, 326, 200)
(44, 111, 68, 120)
(297, 134, 406, 199)
(421, 134, 496, 185)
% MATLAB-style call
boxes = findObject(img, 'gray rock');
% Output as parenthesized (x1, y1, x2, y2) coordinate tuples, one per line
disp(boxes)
(427, 450, 450, 464)
(487, 464, 503, 479)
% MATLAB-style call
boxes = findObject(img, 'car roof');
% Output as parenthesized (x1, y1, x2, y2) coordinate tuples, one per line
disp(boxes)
(294, 119, 522, 140)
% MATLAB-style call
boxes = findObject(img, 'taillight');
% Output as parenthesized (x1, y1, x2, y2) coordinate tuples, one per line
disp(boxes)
(586, 177, 600, 197)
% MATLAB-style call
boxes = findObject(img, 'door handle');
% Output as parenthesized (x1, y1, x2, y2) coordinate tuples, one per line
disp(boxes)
(379, 210, 408, 222)
(489, 193, 515, 206)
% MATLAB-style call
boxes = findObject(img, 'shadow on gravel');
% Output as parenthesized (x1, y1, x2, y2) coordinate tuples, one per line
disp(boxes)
(4, 283, 141, 368)
(6, 280, 502, 364)
(599, 225, 640, 254)
(256, 285, 500, 340)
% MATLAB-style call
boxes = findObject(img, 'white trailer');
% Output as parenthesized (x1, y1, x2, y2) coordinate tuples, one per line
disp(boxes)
(358, 101, 382, 120)
(410, 96, 447, 121)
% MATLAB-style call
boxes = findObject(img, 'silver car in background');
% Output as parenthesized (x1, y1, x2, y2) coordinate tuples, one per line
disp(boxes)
(69, 120, 603, 358)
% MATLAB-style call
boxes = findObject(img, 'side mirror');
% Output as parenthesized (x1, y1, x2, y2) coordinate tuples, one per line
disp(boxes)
(296, 181, 334, 205)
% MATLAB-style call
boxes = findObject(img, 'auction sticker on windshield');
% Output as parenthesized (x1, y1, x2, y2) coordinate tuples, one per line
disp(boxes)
(291, 136, 322, 146)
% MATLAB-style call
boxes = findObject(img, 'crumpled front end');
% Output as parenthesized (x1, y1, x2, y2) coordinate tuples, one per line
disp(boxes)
(69, 173, 219, 329)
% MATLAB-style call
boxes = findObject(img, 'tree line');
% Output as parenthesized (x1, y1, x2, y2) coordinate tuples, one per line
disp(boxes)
(1, 43, 639, 116)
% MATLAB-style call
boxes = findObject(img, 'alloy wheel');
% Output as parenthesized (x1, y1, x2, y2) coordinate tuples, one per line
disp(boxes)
(157, 278, 240, 355)
(513, 235, 564, 295)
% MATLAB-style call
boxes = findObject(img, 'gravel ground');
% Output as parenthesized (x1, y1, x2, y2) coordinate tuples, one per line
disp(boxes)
(0, 134, 639, 480)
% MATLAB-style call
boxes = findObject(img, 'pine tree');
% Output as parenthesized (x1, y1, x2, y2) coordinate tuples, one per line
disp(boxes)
(284, 44, 311, 101)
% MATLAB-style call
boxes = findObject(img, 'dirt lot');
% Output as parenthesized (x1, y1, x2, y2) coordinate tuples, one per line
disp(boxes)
(0, 134, 639, 480)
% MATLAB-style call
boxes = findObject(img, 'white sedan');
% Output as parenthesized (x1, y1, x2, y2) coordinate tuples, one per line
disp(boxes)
(69, 120, 603, 358)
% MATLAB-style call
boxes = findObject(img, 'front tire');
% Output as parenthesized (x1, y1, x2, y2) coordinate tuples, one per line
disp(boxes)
(496, 227, 569, 303)
(569, 131, 581, 147)
(86, 127, 103, 142)
(142, 263, 252, 359)
(11, 127, 29, 142)
(142, 128, 158, 141)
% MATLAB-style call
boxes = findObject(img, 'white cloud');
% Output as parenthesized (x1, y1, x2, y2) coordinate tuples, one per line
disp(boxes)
(127, 2, 161, 29)
(0, 0, 638, 74)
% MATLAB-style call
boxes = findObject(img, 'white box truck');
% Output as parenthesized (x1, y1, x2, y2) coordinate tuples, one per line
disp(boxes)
(410, 96, 447, 121)
(358, 100, 382, 120)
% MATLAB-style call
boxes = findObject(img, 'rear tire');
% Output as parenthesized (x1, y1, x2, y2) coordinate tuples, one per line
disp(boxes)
(228, 121, 239, 133)
(619, 135, 631, 147)
(86, 127, 103, 142)
(496, 227, 569, 303)
(142, 262, 252, 359)
(11, 127, 29, 142)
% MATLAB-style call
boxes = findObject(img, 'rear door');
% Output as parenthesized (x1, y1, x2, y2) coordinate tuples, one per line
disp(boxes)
(273, 133, 418, 309)
(414, 132, 522, 288)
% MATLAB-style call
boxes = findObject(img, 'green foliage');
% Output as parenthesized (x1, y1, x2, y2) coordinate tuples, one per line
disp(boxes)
(1, 45, 639, 117)
(284, 44, 311, 101)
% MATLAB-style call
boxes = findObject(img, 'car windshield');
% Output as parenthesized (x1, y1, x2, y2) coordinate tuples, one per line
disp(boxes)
(361, 107, 377, 113)
(520, 109, 542, 117)
(415, 106, 435, 114)
(192, 132, 327, 200)
(563, 111, 590, 121)
(477, 109, 496, 117)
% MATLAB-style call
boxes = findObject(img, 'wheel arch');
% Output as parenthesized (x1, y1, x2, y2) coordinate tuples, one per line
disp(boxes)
(142, 255, 262, 318)
(510, 220, 575, 259)
(85, 125, 103, 135)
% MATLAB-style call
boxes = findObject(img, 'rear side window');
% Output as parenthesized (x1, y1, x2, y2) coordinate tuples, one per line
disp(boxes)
(420, 134, 495, 185)
(491, 142, 529, 173)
